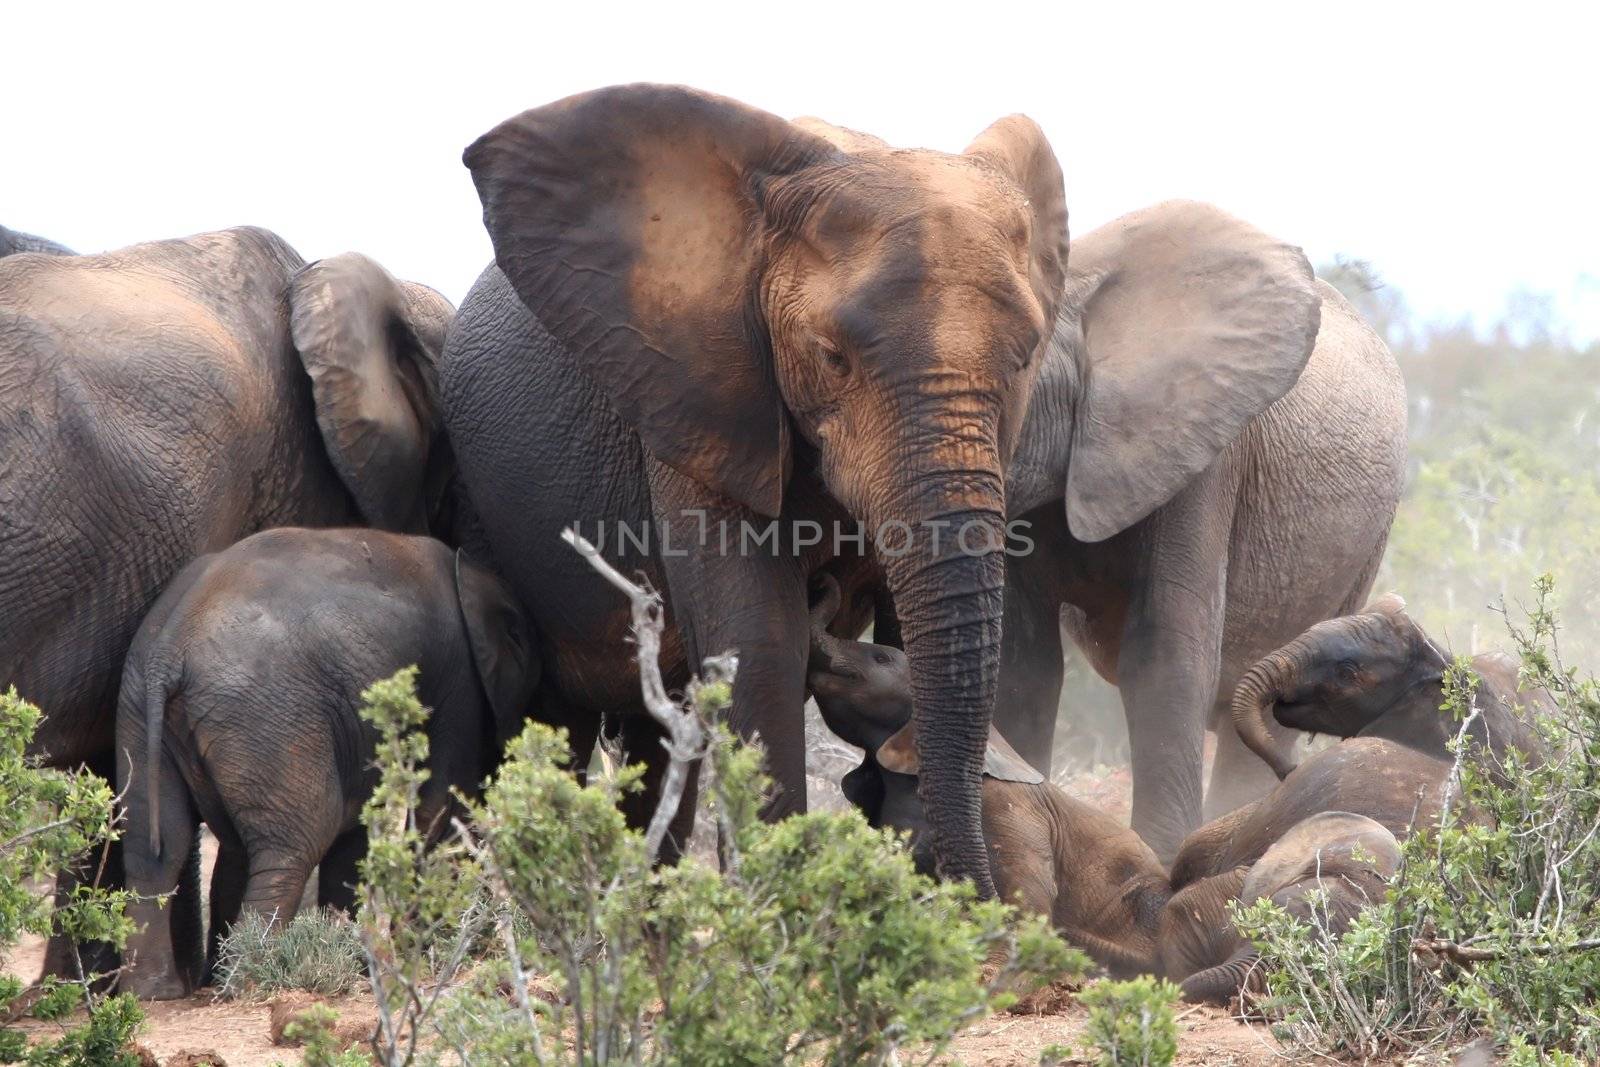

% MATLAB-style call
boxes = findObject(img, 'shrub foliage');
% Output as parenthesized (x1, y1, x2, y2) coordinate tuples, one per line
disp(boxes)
(346, 667, 1084, 1066)
(0, 687, 142, 1064)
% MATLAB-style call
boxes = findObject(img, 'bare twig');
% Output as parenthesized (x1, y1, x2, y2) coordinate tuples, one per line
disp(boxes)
(562, 527, 726, 864)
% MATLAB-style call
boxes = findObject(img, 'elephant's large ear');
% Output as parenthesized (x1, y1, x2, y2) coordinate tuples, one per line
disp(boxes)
(290, 254, 456, 534)
(1063, 201, 1321, 542)
(964, 115, 1070, 330)
(464, 85, 836, 518)
(455, 552, 539, 747)
(876, 723, 1043, 785)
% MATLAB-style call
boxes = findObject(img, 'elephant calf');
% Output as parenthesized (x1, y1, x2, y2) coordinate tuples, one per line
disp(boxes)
(1159, 737, 1439, 1003)
(806, 578, 1171, 975)
(1232, 593, 1551, 780)
(116, 527, 537, 999)
(1159, 811, 1401, 1004)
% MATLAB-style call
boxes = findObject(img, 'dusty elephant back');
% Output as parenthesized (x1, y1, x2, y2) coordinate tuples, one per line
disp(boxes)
(0, 230, 357, 763)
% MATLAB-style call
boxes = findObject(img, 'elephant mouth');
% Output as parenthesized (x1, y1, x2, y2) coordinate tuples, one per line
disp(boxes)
(1272, 699, 1323, 734)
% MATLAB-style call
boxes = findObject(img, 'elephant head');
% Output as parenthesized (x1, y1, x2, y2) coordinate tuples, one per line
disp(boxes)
(454, 551, 541, 757)
(289, 253, 458, 538)
(1231, 594, 1463, 778)
(1165, 811, 1400, 1004)
(465, 85, 1071, 891)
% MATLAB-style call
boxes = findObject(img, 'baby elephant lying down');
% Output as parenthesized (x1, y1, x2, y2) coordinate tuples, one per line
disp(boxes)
(807, 577, 1418, 999)
(116, 527, 538, 999)
(806, 577, 1171, 975)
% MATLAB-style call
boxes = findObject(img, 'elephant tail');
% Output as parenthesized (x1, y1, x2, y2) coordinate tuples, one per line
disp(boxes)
(144, 657, 180, 858)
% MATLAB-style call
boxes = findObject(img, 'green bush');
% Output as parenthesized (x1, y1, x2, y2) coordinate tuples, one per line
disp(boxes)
(213, 907, 366, 998)
(1078, 976, 1178, 1067)
(0, 686, 142, 1064)
(1238, 576, 1600, 1061)
(349, 667, 1085, 1066)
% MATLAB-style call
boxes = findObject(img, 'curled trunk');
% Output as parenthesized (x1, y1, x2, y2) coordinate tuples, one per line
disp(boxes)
(1230, 650, 1302, 780)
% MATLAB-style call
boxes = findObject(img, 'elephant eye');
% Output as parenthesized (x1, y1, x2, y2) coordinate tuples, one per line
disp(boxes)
(1337, 660, 1361, 681)
(872, 651, 893, 666)
(817, 339, 850, 378)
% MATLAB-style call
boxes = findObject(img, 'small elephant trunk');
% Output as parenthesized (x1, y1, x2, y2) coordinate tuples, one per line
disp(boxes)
(807, 573, 846, 672)
(1230, 652, 1300, 780)
(1178, 947, 1263, 1005)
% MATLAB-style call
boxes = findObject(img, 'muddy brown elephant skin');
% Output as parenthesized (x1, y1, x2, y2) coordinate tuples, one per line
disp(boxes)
(1160, 812, 1401, 1004)
(116, 528, 537, 1000)
(1232, 594, 1552, 781)
(997, 207, 1409, 861)
(0, 228, 454, 979)
(805, 581, 1170, 974)
(443, 84, 1076, 894)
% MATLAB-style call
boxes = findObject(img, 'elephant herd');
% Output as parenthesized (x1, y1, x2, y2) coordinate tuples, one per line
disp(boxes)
(1, 83, 1440, 1002)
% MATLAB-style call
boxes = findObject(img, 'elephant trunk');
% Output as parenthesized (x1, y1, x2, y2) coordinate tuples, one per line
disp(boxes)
(874, 493, 1008, 900)
(807, 573, 846, 673)
(1230, 649, 1303, 780)
(1178, 947, 1262, 1005)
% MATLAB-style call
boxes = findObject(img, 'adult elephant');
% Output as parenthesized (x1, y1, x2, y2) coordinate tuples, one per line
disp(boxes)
(443, 84, 1070, 894)
(0, 227, 453, 971)
(998, 201, 1408, 860)
(0, 226, 454, 770)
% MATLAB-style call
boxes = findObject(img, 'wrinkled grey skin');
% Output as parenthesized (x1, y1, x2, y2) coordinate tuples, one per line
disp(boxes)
(1160, 812, 1400, 1004)
(1232, 594, 1551, 780)
(806, 577, 1171, 976)
(0, 227, 454, 978)
(0, 225, 73, 257)
(116, 528, 537, 1000)
(999, 209, 1408, 861)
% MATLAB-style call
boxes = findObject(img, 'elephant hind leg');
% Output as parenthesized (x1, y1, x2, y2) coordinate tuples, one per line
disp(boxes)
(238, 848, 318, 929)
(120, 763, 202, 1000)
(204, 836, 247, 984)
(316, 827, 368, 916)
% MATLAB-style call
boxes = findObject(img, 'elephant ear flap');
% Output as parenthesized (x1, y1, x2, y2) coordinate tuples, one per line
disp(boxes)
(963, 115, 1070, 327)
(874, 723, 921, 777)
(1063, 201, 1321, 542)
(454, 552, 538, 747)
(464, 84, 837, 518)
(983, 727, 1044, 784)
(875, 723, 1043, 785)
(290, 254, 456, 534)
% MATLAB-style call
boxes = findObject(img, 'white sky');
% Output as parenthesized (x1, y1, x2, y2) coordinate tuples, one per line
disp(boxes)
(8, 1, 1598, 341)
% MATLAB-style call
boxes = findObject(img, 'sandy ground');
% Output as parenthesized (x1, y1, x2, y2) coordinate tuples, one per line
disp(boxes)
(6, 927, 1282, 1067)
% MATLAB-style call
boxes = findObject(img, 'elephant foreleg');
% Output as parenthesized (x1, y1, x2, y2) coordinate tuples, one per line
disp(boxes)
(647, 462, 812, 822)
(205, 838, 247, 983)
(995, 552, 1066, 774)
(1117, 468, 1236, 863)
